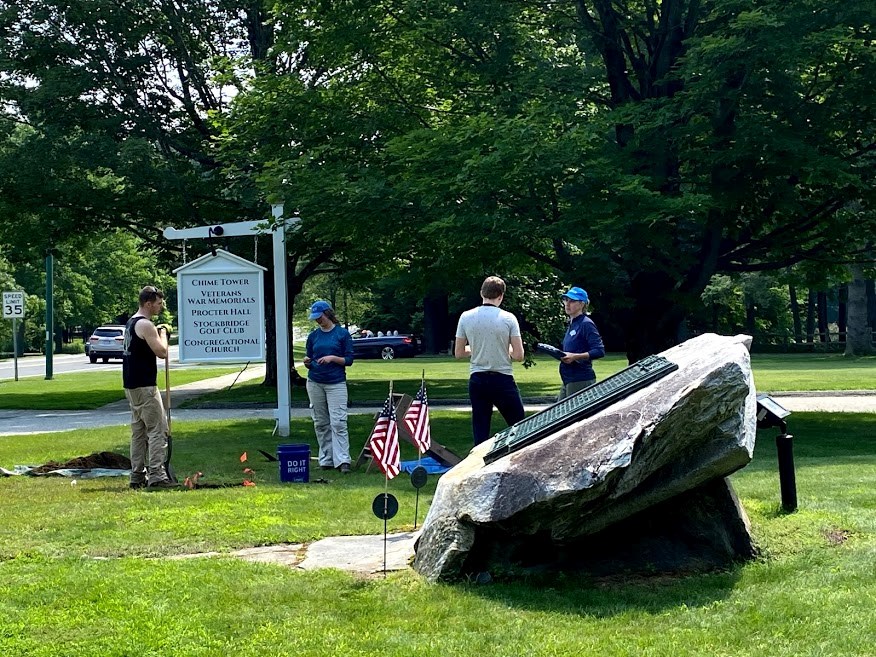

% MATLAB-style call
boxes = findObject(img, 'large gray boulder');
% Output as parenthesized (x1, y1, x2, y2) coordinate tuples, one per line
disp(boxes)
(413, 333, 758, 581)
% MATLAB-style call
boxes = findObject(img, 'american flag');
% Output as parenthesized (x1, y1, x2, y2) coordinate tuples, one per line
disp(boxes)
(368, 395, 400, 479)
(404, 380, 431, 454)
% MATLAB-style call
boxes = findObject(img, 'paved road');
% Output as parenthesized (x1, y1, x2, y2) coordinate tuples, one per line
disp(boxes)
(1, 352, 121, 379)
(768, 390, 876, 414)
(0, 347, 207, 379)
(0, 365, 271, 436)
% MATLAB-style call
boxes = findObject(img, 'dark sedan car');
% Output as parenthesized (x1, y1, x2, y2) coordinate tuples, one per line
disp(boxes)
(350, 331, 421, 360)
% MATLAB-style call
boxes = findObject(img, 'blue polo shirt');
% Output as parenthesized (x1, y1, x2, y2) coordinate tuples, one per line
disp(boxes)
(559, 314, 605, 384)
(305, 325, 354, 384)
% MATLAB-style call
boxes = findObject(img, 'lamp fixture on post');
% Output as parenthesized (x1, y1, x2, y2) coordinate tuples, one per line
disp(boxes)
(756, 394, 797, 513)
(207, 225, 224, 256)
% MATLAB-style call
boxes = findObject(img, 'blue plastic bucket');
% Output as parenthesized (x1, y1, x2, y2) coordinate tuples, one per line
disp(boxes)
(277, 444, 310, 483)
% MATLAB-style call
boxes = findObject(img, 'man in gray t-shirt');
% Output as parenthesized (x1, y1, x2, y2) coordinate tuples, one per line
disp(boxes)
(455, 276, 525, 445)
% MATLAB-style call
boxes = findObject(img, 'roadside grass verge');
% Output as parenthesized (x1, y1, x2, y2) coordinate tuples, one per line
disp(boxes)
(0, 366, 242, 410)
(0, 412, 873, 656)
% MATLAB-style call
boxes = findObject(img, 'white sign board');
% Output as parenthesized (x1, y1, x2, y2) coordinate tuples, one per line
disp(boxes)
(2, 291, 24, 319)
(174, 250, 266, 363)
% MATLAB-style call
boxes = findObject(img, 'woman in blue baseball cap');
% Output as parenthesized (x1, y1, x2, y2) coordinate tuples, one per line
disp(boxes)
(303, 300, 355, 473)
(558, 287, 605, 399)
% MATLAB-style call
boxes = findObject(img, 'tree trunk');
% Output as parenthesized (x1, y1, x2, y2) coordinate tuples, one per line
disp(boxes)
(745, 299, 756, 336)
(844, 265, 875, 356)
(287, 261, 305, 361)
(789, 284, 802, 343)
(817, 291, 830, 342)
(623, 271, 686, 363)
(263, 265, 277, 388)
(422, 291, 450, 354)
(837, 284, 847, 343)
(867, 279, 876, 336)
(805, 289, 816, 343)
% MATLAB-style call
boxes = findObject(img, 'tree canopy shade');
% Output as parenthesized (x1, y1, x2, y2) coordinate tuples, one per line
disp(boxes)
(0, 1, 302, 373)
(1, 0, 873, 360)
(0, 0, 260, 262)
(333, 0, 875, 359)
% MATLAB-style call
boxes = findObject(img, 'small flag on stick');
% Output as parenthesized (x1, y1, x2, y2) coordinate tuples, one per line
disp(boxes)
(404, 379, 431, 454)
(369, 395, 400, 479)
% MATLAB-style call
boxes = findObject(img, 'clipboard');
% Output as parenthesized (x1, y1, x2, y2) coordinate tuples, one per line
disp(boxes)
(535, 343, 565, 361)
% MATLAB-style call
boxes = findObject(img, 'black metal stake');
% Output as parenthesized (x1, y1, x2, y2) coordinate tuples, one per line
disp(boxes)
(373, 492, 398, 578)
(409, 466, 427, 529)
(776, 432, 797, 513)
(383, 513, 388, 578)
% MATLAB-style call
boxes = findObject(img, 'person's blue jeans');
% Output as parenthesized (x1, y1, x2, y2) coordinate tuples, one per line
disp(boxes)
(468, 371, 525, 445)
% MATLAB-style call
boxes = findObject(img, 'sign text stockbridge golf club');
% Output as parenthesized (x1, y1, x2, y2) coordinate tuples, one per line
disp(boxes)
(174, 250, 266, 363)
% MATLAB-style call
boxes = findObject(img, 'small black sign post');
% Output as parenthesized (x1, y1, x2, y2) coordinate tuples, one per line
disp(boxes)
(372, 492, 399, 577)
(410, 466, 428, 529)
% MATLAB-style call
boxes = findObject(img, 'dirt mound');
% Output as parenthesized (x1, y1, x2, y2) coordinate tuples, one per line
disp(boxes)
(31, 451, 132, 474)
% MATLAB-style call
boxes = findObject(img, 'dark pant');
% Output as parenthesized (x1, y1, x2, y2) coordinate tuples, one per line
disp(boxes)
(469, 371, 525, 445)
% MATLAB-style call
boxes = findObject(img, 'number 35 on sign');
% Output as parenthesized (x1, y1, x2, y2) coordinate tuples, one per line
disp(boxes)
(3, 291, 24, 319)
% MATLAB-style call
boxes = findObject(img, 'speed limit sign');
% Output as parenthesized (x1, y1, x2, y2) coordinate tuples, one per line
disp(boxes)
(2, 291, 24, 318)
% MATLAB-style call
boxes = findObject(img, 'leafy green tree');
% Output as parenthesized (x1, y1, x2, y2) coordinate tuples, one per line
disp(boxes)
(3, 230, 172, 351)
(258, 0, 876, 359)
(0, 1, 290, 375)
(3, 0, 874, 365)
(0, 0, 297, 280)
(365, 0, 876, 359)
(0, 249, 21, 353)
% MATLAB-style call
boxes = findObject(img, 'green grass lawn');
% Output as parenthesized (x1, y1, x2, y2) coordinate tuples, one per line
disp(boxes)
(196, 352, 876, 407)
(0, 366, 242, 410)
(1, 412, 875, 656)
(747, 353, 876, 391)
(3, 352, 871, 412)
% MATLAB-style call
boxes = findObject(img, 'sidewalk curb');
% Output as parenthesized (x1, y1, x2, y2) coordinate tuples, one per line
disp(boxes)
(768, 390, 876, 398)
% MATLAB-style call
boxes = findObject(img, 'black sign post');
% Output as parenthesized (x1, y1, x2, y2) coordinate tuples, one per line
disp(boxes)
(410, 466, 428, 529)
(372, 493, 399, 577)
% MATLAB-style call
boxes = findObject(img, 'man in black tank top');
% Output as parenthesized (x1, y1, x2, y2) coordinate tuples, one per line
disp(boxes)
(123, 286, 174, 489)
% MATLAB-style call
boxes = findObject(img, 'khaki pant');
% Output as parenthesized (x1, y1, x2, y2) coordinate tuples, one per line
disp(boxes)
(125, 386, 169, 484)
(306, 380, 350, 467)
